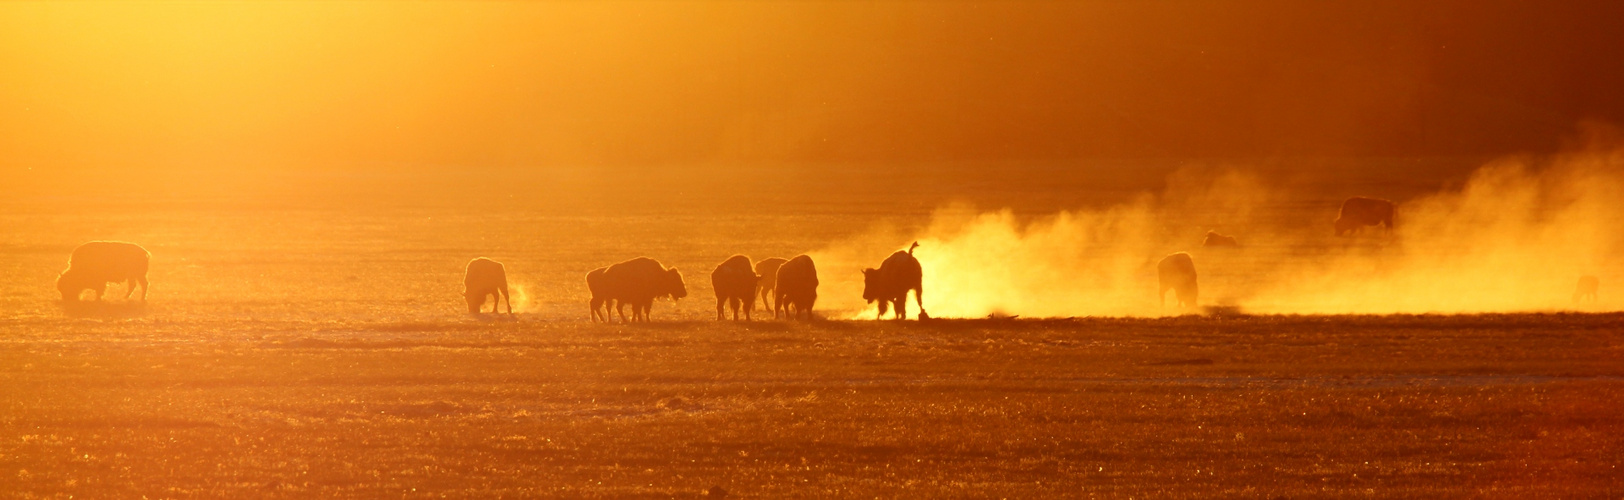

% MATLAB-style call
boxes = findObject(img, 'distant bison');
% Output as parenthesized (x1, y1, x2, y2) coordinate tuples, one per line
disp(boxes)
(1575, 275, 1600, 304)
(862, 242, 925, 320)
(58, 241, 149, 302)
(753, 257, 788, 314)
(1157, 252, 1198, 308)
(463, 258, 512, 315)
(586, 267, 611, 322)
(1334, 197, 1395, 236)
(602, 257, 687, 322)
(774, 255, 818, 320)
(1202, 231, 1239, 247)
(711, 255, 760, 321)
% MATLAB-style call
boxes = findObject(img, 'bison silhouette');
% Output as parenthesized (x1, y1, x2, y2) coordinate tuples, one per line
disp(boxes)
(58, 241, 149, 302)
(602, 257, 687, 322)
(1575, 275, 1600, 304)
(774, 255, 818, 321)
(585, 267, 611, 322)
(463, 257, 513, 315)
(1202, 231, 1239, 247)
(1157, 252, 1198, 308)
(1334, 197, 1395, 236)
(711, 255, 760, 321)
(753, 257, 788, 314)
(862, 242, 925, 320)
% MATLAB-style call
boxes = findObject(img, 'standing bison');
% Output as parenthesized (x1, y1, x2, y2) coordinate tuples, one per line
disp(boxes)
(463, 258, 513, 315)
(1334, 197, 1395, 236)
(1575, 275, 1600, 304)
(1157, 252, 1198, 308)
(58, 241, 149, 302)
(1202, 231, 1239, 247)
(602, 257, 687, 322)
(711, 255, 760, 321)
(753, 257, 788, 314)
(774, 255, 818, 320)
(862, 242, 925, 320)
(586, 267, 611, 322)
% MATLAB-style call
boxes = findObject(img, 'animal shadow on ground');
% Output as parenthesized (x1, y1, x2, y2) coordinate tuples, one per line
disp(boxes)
(469, 312, 519, 323)
(61, 300, 148, 319)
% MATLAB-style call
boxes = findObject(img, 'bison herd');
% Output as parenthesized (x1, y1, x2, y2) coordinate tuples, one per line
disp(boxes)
(48, 197, 1608, 318)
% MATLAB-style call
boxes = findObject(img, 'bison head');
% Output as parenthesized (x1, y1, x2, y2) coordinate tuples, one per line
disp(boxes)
(1333, 217, 1355, 236)
(665, 268, 688, 300)
(56, 271, 84, 302)
(462, 289, 484, 314)
(861, 268, 879, 303)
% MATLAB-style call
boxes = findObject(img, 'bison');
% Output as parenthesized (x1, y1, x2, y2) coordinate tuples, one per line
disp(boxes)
(586, 267, 611, 322)
(602, 257, 687, 322)
(1202, 231, 1239, 247)
(463, 258, 512, 315)
(1157, 252, 1198, 308)
(774, 255, 818, 320)
(753, 257, 788, 315)
(711, 255, 760, 321)
(1334, 197, 1395, 236)
(58, 241, 149, 302)
(1575, 275, 1600, 304)
(862, 242, 925, 320)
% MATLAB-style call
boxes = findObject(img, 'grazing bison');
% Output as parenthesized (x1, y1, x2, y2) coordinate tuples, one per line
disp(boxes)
(753, 257, 788, 314)
(1575, 275, 1600, 304)
(862, 242, 925, 320)
(586, 267, 611, 322)
(602, 257, 687, 322)
(1157, 252, 1198, 308)
(1334, 197, 1395, 236)
(711, 255, 760, 321)
(463, 258, 512, 315)
(58, 241, 149, 302)
(1202, 231, 1239, 247)
(774, 255, 818, 320)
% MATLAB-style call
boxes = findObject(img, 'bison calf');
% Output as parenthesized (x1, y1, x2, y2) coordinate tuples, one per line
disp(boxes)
(586, 267, 611, 322)
(58, 241, 149, 302)
(712, 255, 760, 321)
(1157, 252, 1198, 308)
(862, 242, 925, 320)
(463, 258, 513, 315)
(775, 255, 818, 320)
(753, 257, 788, 315)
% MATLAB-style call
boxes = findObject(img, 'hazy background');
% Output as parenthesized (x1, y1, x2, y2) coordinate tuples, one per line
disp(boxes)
(3, 1, 1623, 319)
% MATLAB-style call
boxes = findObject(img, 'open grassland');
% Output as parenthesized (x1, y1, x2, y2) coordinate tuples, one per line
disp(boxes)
(2, 314, 1621, 498)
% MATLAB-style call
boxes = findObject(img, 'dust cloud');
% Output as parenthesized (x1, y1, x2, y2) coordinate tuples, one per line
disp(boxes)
(814, 147, 1624, 318)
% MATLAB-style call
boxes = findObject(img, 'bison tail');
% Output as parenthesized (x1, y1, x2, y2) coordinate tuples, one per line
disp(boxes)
(908, 241, 920, 255)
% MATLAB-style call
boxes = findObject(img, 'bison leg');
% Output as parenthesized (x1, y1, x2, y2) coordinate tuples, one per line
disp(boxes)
(136, 276, 148, 301)
(94, 282, 107, 301)
(500, 286, 513, 315)
(615, 301, 628, 323)
(729, 297, 741, 321)
(914, 286, 924, 316)
(895, 296, 907, 320)
(716, 297, 725, 321)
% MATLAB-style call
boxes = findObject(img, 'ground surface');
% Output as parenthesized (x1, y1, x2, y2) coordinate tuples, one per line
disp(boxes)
(2, 314, 1622, 498)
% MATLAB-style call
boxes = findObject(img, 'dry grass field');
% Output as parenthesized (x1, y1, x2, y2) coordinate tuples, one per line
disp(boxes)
(3, 163, 1623, 498)
(2, 315, 1621, 498)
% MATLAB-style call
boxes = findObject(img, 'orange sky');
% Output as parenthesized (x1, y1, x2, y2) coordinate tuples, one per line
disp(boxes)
(3, 1, 1623, 173)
